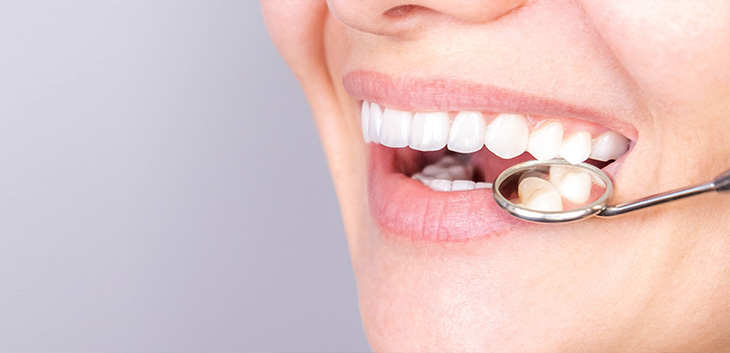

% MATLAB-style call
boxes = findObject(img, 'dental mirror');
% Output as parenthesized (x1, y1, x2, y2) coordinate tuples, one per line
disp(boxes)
(492, 159, 730, 223)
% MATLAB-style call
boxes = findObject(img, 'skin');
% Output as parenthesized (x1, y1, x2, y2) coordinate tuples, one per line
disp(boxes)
(262, 0, 730, 351)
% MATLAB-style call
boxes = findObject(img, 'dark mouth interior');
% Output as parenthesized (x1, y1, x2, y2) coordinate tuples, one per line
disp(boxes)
(394, 147, 614, 184)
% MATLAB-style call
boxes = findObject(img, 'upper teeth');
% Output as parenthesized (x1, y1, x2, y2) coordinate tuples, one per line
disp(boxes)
(361, 101, 630, 164)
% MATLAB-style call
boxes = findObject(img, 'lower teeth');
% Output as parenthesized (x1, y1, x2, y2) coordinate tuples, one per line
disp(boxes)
(411, 154, 492, 192)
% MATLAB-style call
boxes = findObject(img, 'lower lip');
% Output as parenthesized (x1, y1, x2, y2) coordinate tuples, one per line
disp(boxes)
(368, 144, 523, 242)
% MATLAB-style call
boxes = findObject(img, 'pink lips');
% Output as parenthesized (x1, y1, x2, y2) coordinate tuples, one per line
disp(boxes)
(346, 70, 632, 242)
(369, 145, 522, 241)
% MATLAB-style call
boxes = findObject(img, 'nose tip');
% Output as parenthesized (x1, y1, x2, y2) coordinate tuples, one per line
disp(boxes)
(327, 0, 527, 36)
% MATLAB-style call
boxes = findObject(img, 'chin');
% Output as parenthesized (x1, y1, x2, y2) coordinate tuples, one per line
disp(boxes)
(263, 0, 730, 351)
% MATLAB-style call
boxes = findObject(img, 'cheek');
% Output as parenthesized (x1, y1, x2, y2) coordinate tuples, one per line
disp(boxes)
(581, 1, 730, 113)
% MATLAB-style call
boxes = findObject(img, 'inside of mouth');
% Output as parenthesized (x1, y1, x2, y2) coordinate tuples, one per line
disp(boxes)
(397, 147, 614, 192)
(494, 161, 610, 213)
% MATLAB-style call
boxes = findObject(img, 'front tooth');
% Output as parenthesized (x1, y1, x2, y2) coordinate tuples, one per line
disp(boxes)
(549, 166, 592, 204)
(426, 179, 453, 192)
(518, 177, 563, 212)
(379, 108, 413, 148)
(527, 121, 564, 161)
(409, 112, 450, 151)
(590, 131, 630, 161)
(368, 102, 383, 143)
(447, 111, 487, 153)
(361, 101, 371, 143)
(451, 180, 476, 191)
(559, 131, 592, 164)
(475, 182, 493, 189)
(485, 113, 529, 159)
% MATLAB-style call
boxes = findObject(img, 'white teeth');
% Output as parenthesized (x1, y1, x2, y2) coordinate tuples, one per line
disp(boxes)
(361, 102, 371, 143)
(420, 163, 473, 181)
(559, 131, 592, 164)
(590, 131, 630, 162)
(447, 111, 487, 153)
(527, 121, 564, 161)
(425, 179, 453, 192)
(418, 178, 485, 192)
(518, 177, 563, 212)
(549, 165, 592, 204)
(368, 102, 383, 143)
(411, 155, 484, 192)
(409, 112, 450, 151)
(485, 113, 529, 159)
(411, 173, 427, 182)
(359, 101, 633, 174)
(451, 180, 477, 191)
(379, 108, 412, 148)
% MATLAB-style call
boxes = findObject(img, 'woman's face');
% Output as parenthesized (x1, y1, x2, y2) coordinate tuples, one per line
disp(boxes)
(262, 0, 730, 351)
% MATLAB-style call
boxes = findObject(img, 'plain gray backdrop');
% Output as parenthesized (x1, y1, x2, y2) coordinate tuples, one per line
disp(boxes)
(0, 1, 370, 352)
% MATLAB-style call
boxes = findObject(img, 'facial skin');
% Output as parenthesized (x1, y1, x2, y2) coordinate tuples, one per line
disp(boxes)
(262, 0, 730, 351)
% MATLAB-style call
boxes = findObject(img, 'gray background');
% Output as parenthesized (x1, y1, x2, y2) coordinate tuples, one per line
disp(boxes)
(0, 1, 369, 352)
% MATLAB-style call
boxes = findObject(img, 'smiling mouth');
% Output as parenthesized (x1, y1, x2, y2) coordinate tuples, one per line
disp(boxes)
(346, 71, 635, 241)
(363, 100, 630, 187)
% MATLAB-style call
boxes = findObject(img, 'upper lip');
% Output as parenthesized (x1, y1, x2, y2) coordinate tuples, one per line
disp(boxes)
(343, 70, 638, 141)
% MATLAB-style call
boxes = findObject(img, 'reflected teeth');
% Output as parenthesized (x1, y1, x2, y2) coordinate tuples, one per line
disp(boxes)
(548, 165, 592, 204)
(361, 100, 632, 164)
(518, 177, 563, 212)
